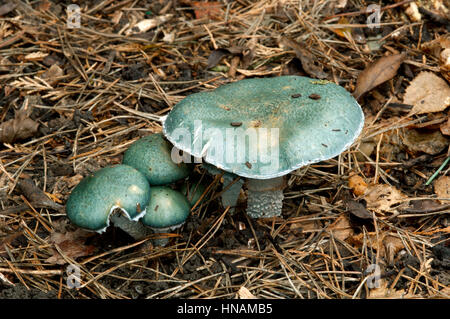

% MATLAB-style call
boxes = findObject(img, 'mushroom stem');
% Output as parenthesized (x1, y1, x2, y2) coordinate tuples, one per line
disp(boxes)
(109, 213, 152, 240)
(246, 177, 285, 218)
(202, 164, 243, 213)
(221, 173, 244, 213)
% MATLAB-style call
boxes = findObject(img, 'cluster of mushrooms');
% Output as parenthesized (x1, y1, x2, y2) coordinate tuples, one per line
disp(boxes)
(66, 75, 364, 243)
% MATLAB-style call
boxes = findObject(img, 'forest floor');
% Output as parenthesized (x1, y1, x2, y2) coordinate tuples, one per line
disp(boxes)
(0, 0, 449, 299)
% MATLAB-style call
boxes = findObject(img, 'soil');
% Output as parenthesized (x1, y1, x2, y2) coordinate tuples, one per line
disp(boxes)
(0, 0, 449, 299)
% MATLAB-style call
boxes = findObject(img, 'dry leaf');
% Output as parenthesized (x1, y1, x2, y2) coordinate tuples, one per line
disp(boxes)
(404, 72, 450, 114)
(330, 17, 353, 41)
(289, 219, 321, 233)
(434, 176, 450, 201)
(46, 228, 96, 265)
(17, 178, 63, 210)
(65, 174, 84, 188)
(0, 109, 39, 144)
(207, 49, 232, 69)
(0, 2, 16, 16)
(441, 48, 450, 81)
(206, 46, 252, 70)
(441, 118, 450, 135)
(192, 1, 222, 20)
(368, 279, 415, 299)
(279, 37, 328, 79)
(350, 232, 404, 263)
(363, 184, 407, 213)
(237, 286, 257, 299)
(348, 175, 368, 196)
(346, 200, 372, 220)
(402, 129, 449, 155)
(327, 215, 354, 241)
(24, 52, 49, 61)
(125, 14, 173, 35)
(356, 141, 376, 161)
(41, 64, 64, 86)
(353, 53, 406, 99)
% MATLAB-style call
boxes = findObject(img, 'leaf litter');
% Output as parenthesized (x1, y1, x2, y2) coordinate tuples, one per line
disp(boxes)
(0, 0, 449, 300)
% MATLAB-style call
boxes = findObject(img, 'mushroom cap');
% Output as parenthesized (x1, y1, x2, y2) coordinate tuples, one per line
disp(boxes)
(163, 76, 364, 179)
(141, 186, 191, 229)
(66, 165, 151, 232)
(122, 133, 192, 185)
(181, 181, 207, 206)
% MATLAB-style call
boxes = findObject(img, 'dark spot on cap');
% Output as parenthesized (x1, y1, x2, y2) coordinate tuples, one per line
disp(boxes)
(291, 93, 302, 98)
(332, 129, 341, 132)
(245, 162, 252, 169)
(230, 122, 242, 127)
(154, 205, 159, 212)
(322, 143, 328, 148)
(309, 94, 321, 100)
(136, 203, 141, 213)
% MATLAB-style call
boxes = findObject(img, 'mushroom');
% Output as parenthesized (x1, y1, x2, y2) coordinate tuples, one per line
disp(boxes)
(202, 163, 243, 213)
(181, 180, 207, 206)
(162, 75, 364, 218)
(141, 186, 191, 245)
(122, 133, 192, 186)
(66, 164, 152, 239)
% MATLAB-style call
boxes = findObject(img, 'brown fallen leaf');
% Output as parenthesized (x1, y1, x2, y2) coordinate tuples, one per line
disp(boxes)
(348, 175, 368, 196)
(441, 118, 450, 136)
(327, 215, 354, 241)
(206, 46, 251, 70)
(40, 64, 64, 86)
(46, 228, 96, 265)
(0, 2, 16, 16)
(363, 184, 407, 213)
(17, 178, 63, 211)
(345, 200, 373, 220)
(350, 232, 404, 263)
(192, 1, 222, 20)
(237, 286, 257, 299)
(368, 279, 415, 299)
(329, 17, 353, 42)
(353, 53, 406, 99)
(0, 109, 39, 144)
(279, 37, 328, 79)
(125, 14, 173, 35)
(402, 129, 449, 155)
(434, 176, 450, 202)
(403, 72, 450, 115)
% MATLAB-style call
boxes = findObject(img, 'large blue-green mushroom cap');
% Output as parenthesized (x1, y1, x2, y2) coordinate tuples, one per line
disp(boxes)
(66, 165, 151, 232)
(163, 76, 364, 179)
(123, 133, 192, 185)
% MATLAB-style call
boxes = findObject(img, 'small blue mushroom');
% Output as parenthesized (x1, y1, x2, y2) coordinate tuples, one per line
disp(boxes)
(123, 133, 192, 186)
(66, 165, 151, 237)
(141, 186, 191, 246)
